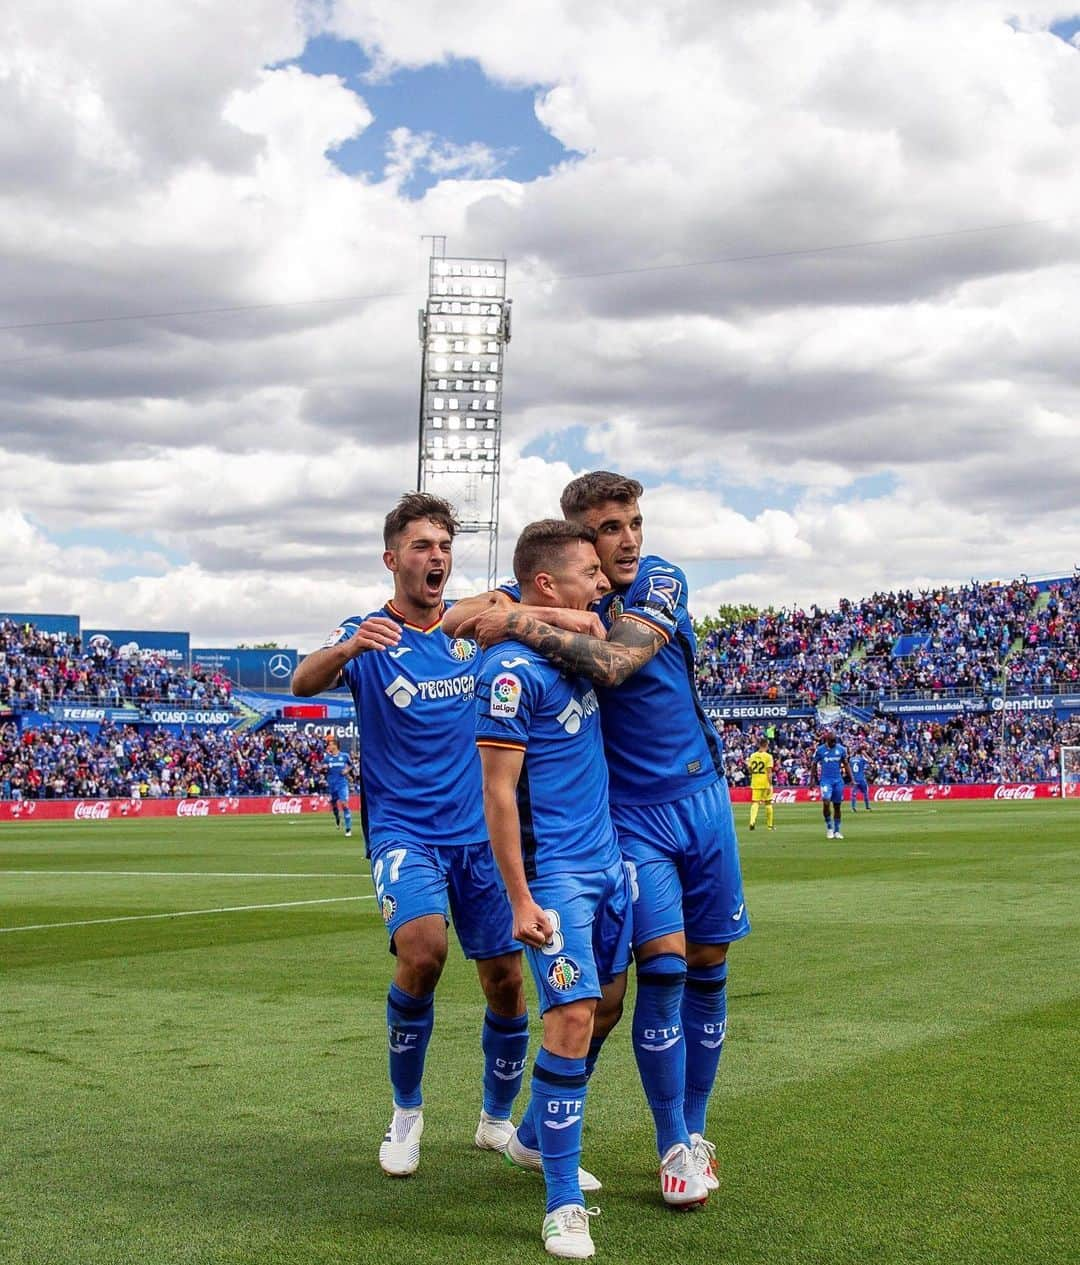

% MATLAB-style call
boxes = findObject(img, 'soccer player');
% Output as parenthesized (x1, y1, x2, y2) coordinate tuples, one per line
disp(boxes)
(292, 493, 528, 1178)
(746, 735, 775, 831)
(812, 732, 851, 839)
(476, 520, 631, 1260)
(849, 745, 872, 812)
(446, 471, 748, 1206)
(323, 737, 353, 836)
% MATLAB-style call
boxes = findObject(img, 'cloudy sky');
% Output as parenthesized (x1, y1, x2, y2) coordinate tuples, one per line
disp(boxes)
(3, 1, 1080, 651)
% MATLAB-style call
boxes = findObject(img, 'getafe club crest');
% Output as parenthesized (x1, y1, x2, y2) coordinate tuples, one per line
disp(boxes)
(608, 596, 625, 621)
(381, 895, 397, 924)
(547, 956, 580, 992)
(448, 637, 478, 662)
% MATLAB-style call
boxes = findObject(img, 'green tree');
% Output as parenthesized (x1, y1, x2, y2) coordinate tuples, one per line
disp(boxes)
(692, 604, 760, 641)
(235, 641, 281, 649)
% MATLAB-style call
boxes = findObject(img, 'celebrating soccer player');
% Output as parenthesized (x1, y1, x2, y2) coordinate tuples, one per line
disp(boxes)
(292, 493, 528, 1178)
(746, 735, 775, 831)
(446, 471, 748, 1206)
(476, 520, 631, 1259)
(849, 744, 872, 812)
(812, 732, 852, 838)
(322, 737, 353, 836)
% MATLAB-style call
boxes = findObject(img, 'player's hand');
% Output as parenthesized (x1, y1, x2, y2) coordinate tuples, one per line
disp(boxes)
(512, 897, 553, 949)
(344, 617, 401, 657)
(473, 608, 515, 648)
(540, 608, 607, 640)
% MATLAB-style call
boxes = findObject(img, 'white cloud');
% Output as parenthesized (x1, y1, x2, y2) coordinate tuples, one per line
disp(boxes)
(3, 1, 1080, 652)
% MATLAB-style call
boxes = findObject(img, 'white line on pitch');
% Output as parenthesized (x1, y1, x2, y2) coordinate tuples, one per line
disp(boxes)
(2, 870, 371, 879)
(0, 894, 375, 934)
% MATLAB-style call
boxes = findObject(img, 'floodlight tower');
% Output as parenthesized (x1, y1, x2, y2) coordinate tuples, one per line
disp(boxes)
(416, 241, 511, 590)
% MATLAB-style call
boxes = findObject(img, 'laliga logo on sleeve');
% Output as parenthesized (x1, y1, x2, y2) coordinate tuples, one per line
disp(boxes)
(490, 673, 521, 718)
(385, 675, 419, 709)
(447, 637, 477, 662)
(321, 622, 359, 649)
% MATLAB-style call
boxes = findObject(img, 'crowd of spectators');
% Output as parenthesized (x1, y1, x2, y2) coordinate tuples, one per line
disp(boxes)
(0, 618, 233, 712)
(696, 575, 1080, 704)
(0, 722, 356, 801)
(722, 711, 1080, 787)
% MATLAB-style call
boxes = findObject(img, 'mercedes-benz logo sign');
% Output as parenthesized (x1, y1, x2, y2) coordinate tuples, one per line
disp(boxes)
(268, 653, 292, 679)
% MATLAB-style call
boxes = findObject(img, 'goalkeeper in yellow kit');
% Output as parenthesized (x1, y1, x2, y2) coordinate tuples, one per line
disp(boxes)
(747, 736, 775, 831)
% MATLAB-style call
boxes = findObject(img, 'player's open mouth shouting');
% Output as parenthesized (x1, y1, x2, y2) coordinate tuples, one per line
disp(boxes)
(424, 565, 446, 598)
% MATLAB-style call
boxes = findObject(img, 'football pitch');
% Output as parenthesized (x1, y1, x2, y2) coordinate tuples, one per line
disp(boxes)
(2, 802, 1077, 1265)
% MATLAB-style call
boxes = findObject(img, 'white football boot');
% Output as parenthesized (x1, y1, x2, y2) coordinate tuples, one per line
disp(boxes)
(505, 1127, 602, 1192)
(474, 1110, 515, 1152)
(690, 1133, 719, 1191)
(542, 1204, 599, 1259)
(659, 1142, 709, 1208)
(379, 1105, 423, 1177)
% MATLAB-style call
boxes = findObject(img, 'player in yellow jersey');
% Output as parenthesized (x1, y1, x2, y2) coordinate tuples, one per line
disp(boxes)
(747, 736, 775, 831)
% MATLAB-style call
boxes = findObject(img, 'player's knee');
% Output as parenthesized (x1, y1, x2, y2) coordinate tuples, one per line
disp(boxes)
(593, 997, 624, 1039)
(686, 942, 728, 969)
(544, 1000, 595, 1056)
(478, 955, 525, 1015)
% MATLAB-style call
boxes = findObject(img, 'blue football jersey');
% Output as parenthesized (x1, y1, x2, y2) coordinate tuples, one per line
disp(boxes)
(329, 603, 486, 852)
(850, 755, 868, 781)
(474, 642, 620, 878)
(324, 752, 349, 786)
(594, 556, 724, 806)
(814, 743, 848, 783)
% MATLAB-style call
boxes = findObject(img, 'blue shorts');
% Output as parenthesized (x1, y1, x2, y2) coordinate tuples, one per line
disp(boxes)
(821, 779, 845, 804)
(369, 838, 517, 961)
(526, 861, 633, 1015)
(851, 780, 869, 794)
(612, 778, 750, 948)
(328, 780, 349, 805)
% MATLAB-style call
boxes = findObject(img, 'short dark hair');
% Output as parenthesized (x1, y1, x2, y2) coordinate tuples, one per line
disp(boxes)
(513, 519, 598, 586)
(383, 492, 459, 548)
(560, 470, 643, 519)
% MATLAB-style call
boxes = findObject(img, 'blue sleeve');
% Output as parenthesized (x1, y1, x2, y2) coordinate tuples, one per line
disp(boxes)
(496, 580, 521, 602)
(621, 558, 687, 639)
(475, 659, 541, 748)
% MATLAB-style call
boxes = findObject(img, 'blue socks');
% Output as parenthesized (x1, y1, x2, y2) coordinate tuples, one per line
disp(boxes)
(343, 806, 352, 832)
(517, 1030, 609, 1151)
(632, 952, 689, 1156)
(531, 1047, 588, 1212)
(682, 961, 728, 1137)
(481, 1008, 529, 1117)
(386, 983, 434, 1109)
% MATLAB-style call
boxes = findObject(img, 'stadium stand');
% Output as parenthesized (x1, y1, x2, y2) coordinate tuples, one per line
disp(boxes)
(2, 576, 1079, 800)
(0, 721, 357, 801)
(0, 617, 233, 710)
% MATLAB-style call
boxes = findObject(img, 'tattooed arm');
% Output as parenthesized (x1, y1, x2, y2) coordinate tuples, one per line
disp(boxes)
(476, 608, 666, 688)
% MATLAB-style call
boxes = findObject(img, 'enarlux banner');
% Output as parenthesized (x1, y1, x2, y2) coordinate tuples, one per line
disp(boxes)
(727, 782, 1062, 803)
(0, 795, 360, 822)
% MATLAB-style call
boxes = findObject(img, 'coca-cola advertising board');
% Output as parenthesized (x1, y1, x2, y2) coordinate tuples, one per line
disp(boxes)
(0, 795, 360, 822)
(726, 783, 1060, 803)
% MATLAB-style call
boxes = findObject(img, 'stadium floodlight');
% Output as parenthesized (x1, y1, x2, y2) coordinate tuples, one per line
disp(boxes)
(1061, 746, 1080, 798)
(416, 240, 511, 591)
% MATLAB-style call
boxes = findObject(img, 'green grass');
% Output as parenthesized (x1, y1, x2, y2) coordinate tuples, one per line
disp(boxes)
(2, 803, 1078, 1264)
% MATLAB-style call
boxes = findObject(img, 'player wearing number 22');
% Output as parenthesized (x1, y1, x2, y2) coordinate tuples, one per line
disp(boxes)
(476, 520, 632, 1261)
(291, 493, 528, 1180)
